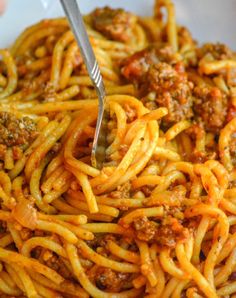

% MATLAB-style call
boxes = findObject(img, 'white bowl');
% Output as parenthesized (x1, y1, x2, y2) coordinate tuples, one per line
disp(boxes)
(0, 0, 236, 49)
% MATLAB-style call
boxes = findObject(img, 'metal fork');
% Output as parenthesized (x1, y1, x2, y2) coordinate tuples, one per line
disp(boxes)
(60, 0, 108, 169)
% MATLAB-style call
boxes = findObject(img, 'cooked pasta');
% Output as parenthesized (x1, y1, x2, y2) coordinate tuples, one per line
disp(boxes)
(0, 0, 236, 297)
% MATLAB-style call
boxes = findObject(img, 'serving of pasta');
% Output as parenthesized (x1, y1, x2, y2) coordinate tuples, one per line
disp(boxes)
(0, 0, 236, 297)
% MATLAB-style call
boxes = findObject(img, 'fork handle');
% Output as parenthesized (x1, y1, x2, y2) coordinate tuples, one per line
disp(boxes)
(60, 0, 105, 100)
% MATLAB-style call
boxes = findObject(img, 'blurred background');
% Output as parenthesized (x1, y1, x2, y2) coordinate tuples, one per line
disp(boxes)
(0, 0, 236, 48)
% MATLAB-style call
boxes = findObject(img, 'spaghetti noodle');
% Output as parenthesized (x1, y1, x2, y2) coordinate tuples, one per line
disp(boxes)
(0, 0, 236, 297)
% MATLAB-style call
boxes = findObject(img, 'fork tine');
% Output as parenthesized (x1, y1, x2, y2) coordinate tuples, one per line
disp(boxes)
(60, 0, 108, 169)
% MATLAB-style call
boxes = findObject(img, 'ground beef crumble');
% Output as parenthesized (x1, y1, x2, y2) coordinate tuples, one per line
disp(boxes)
(121, 45, 178, 84)
(86, 234, 117, 251)
(88, 266, 130, 292)
(193, 86, 227, 133)
(110, 182, 131, 199)
(197, 42, 234, 61)
(142, 62, 193, 125)
(132, 214, 189, 249)
(91, 7, 136, 42)
(155, 216, 189, 248)
(121, 47, 193, 126)
(121, 41, 236, 132)
(0, 112, 38, 147)
(133, 216, 157, 242)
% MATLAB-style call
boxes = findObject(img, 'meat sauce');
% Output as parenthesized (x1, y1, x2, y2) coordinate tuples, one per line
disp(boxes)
(85, 234, 133, 292)
(143, 62, 193, 125)
(121, 46, 178, 84)
(0, 112, 37, 147)
(91, 7, 137, 42)
(197, 43, 234, 61)
(133, 214, 189, 249)
(89, 267, 130, 292)
(193, 86, 227, 133)
(0, 112, 38, 165)
(121, 42, 234, 132)
(122, 46, 193, 126)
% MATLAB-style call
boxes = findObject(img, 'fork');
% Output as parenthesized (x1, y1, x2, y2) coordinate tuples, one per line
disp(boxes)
(60, 0, 108, 169)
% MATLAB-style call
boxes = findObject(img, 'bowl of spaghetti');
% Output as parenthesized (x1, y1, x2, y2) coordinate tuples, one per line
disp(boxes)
(0, 0, 236, 297)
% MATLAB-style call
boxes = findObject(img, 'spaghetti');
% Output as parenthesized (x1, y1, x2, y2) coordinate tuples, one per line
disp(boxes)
(0, 0, 236, 297)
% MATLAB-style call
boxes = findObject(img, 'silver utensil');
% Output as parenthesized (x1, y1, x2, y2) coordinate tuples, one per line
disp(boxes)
(60, 0, 108, 169)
